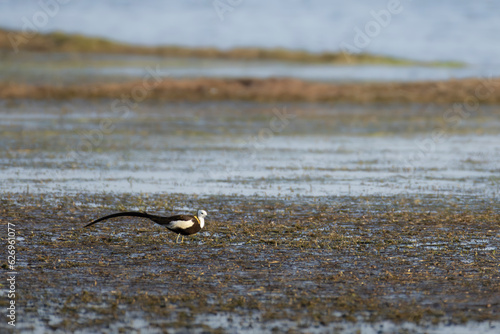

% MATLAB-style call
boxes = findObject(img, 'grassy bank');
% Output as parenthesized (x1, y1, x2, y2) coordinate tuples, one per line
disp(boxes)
(0, 28, 462, 66)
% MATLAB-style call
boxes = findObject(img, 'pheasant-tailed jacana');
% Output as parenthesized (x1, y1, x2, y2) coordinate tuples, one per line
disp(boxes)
(85, 210, 207, 243)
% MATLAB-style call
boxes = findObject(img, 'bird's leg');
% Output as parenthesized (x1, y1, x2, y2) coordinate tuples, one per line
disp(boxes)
(181, 235, 185, 243)
(176, 234, 180, 243)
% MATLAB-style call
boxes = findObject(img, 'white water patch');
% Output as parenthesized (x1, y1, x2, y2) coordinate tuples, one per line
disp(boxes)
(1, 134, 499, 198)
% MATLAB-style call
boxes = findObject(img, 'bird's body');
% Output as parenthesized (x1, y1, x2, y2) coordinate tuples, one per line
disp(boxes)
(85, 210, 207, 242)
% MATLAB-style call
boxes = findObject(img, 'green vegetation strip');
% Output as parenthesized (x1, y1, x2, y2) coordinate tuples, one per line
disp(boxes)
(1, 192, 498, 332)
(0, 28, 463, 66)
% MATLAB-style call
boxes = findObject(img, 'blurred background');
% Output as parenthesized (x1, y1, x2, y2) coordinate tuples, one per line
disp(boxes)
(1, 0, 500, 81)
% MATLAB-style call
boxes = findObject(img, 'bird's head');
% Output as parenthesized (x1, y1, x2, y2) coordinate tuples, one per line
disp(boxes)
(197, 210, 207, 228)
(197, 210, 208, 219)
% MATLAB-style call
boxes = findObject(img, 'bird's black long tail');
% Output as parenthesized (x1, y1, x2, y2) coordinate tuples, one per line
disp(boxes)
(85, 212, 160, 228)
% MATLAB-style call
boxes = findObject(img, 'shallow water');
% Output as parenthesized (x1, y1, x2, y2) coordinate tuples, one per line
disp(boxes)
(1, 100, 499, 198)
(3, 53, 497, 83)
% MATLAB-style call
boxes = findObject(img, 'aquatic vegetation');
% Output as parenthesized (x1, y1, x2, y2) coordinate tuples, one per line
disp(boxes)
(2, 192, 499, 332)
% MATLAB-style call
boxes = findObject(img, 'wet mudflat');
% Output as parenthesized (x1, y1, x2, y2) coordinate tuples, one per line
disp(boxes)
(1, 192, 499, 333)
(0, 100, 499, 333)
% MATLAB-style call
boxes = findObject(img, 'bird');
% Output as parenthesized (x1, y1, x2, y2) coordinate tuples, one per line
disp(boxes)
(85, 210, 207, 243)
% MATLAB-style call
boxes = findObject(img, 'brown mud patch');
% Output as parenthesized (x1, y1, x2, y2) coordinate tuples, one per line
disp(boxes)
(1, 192, 499, 332)
(1, 77, 500, 104)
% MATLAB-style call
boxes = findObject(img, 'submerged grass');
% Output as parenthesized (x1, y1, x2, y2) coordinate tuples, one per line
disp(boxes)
(1, 192, 498, 332)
